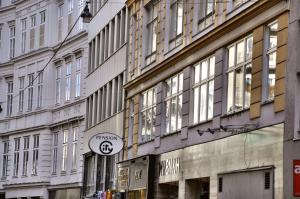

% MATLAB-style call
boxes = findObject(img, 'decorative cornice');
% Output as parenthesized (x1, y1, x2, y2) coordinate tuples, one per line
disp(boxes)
(3, 181, 50, 188)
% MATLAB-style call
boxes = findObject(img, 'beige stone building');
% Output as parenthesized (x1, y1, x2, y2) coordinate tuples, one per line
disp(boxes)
(116, 0, 297, 198)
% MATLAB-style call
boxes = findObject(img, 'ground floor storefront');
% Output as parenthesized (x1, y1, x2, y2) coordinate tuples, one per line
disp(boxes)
(118, 124, 283, 199)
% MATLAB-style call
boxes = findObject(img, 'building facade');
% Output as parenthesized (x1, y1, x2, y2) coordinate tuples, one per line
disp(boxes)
(82, 0, 128, 198)
(0, 0, 88, 198)
(119, 0, 294, 198)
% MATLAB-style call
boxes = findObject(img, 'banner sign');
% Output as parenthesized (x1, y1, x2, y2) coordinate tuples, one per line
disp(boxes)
(89, 133, 123, 156)
(294, 160, 300, 196)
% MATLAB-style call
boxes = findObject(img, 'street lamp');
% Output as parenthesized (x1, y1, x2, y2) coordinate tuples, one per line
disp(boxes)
(81, 2, 93, 23)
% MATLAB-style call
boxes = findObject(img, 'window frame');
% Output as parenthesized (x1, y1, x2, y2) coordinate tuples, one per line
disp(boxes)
(37, 71, 43, 108)
(22, 136, 30, 176)
(165, 72, 183, 134)
(193, 55, 215, 124)
(71, 127, 78, 170)
(28, 73, 34, 111)
(169, 0, 183, 49)
(2, 140, 9, 178)
(21, 18, 27, 53)
(62, 129, 68, 172)
(75, 58, 81, 98)
(52, 132, 58, 174)
(13, 137, 20, 177)
(226, 35, 253, 114)
(9, 25, 15, 58)
(19, 76, 25, 112)
(65, 62, 72, 101)
(6, 81, 13, 116)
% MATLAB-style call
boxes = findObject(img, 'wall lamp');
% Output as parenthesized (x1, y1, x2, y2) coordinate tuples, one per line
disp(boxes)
(80, 1, 93, 23)
(197, 123, 259, 136)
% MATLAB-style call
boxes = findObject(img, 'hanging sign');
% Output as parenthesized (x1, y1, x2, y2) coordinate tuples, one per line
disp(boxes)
(89, 133, 123, 156)
(294, 160, 300, 196)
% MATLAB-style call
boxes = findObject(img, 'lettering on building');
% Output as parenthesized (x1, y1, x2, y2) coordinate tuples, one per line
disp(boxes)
(134, 169, 142, 180)
(159, 157, 180, 177)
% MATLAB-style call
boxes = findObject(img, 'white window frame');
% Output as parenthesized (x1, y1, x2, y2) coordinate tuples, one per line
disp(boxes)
(226, 35, 253, 113)
(32, 134, 39, 175)
(9, 25, 15, 58)
(65, 62, 72, 101)
(165, 72, 183, 134)
(193, 55, 215, 124)
(71, 127, 78, 170)
(19, 76, 25, 112)
(198, 0, 215, 31)
(21, 18, 27, 53)
(140, 87, 156, 142)
(75, 58, 81, 98)
(62, 130, 68, 172)
(40, 11, 46, 24)
(22, 136, 30, 176)
(6, 81, 13, 116)
(68, 0, 73, 13)
(37, 71, 43, 108)
(145, 1, 158, 66)
(52, 132, 58, 174)
(13, 138, 20, 177)
(169, 0, 183, 49)
(28, 73, 34, 110)
(265, 21, 278, 101)
(30, 15, 36, 27)
(2, 141, 9, 178)
(78, 0, 84, 30)
(56, 66, 61, 104)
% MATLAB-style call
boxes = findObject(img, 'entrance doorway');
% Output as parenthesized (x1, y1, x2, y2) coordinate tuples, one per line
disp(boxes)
(185, 177, 210, 199)
(127, 189, 146, 199)
(158, 181, 179, 199)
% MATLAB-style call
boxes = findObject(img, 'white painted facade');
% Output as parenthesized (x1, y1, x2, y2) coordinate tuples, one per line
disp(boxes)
(0, 0, 88, 198)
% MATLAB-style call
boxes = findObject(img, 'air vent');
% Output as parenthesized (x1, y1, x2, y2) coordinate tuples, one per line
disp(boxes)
(264, 172, 271, 189)
(218, 177, 223, 192)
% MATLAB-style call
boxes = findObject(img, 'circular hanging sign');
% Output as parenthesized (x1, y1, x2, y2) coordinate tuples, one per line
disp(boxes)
(89, 133, 123, 156)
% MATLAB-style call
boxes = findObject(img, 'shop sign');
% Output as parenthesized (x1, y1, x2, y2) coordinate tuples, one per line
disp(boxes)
(89, 133, 123, 156)
(118, 167, 129, 189)
(294, 160, 300, 196)
(159, 157, 180, 177)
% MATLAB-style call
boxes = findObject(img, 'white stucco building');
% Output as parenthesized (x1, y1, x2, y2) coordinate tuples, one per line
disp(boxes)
(0, 0, 88, 198)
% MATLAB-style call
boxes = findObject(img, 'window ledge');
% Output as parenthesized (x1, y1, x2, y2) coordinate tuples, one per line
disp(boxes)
(138, 138, 154, 146)
(222, 107, 250, 118)
(70, 169, 77, 174)
(188, 119, 213, 129)
(60, 171, 67, 176)
(261, 99, 274, 105)
(161, 130, 181, 138)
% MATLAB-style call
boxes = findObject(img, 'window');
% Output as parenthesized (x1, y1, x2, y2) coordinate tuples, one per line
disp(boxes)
(165, 73, 183, 134)
(193, 56, 215, 123)
(37, 71, 43, 108)
(30, 15, 36, 50)
(19, 77, 25, 112)
(9, 25, 15, 58)
(32, 134, 39, 175)
(56, 66, 61, 104)
(62, 130, 68, 172)
(65, 62, 72, 101)
(58, 5, 63, 41)
(140, 87, 156, 142)
(68, 0, 73, 12)
(28, 73, 34, 110)
(7, 81, 13, 116)
(0, 25, 2, 47)
(2, 141, 9, 178)
(145, 2, 158, 66)
(169, 0, 183, 49)
(40, 11, 46, 24)
(21, 18, 26, 53)
(78, 0, 84, 30)
(52, 133, 58, 174)
(75, 58, 81, 98)
(198, 0, 215, 31)
(227, 36, 253, 113)
(22, 136, 29, 176)
(13, 138, 20, 176)
(72, 127, 78, 170)
(266, 21, 278, 100)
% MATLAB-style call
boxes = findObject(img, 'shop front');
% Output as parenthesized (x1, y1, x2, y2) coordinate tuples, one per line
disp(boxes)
(154, 124, 284, 199)
(117, 155, 154, 199)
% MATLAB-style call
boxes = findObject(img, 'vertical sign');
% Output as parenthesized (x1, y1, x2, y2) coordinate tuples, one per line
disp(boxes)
(294, 160, 300, 196)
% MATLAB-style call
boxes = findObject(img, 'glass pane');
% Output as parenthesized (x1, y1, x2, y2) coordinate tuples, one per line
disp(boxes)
(166, 100, 170, 133)
(227, 72, 234, 112)
(268, 52, 277, 99)
(209, 56, 215, 77)
(235, 67, 244, 110)
(146, 109, 152, 137)
(195, 64, 200, 84)
(172, 76, 178, 95)
(178, 73, 183, 92)
(236, 41, 245, 64)
(170, 97, 177, 132)
(201, 60, 208, 80)
(228, 46, 235, 67)
(152, 107, 156, 136)
(200, 84, 207, 122)
(148, 89, 153, 106)
(141, 111, 146, 136)
(193, 87, 199, 124)
(177, 95, 182, 130)
(208, 81, 214, 119)
(177, 1, 183, 35)
(207, 1, 214, 15)
(246, 37, 253, 60)
(152, 21, 157, 52)
(166, 79, 171, 97)
(245, 64, 252, 108)
(153, 88, 157, 104)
